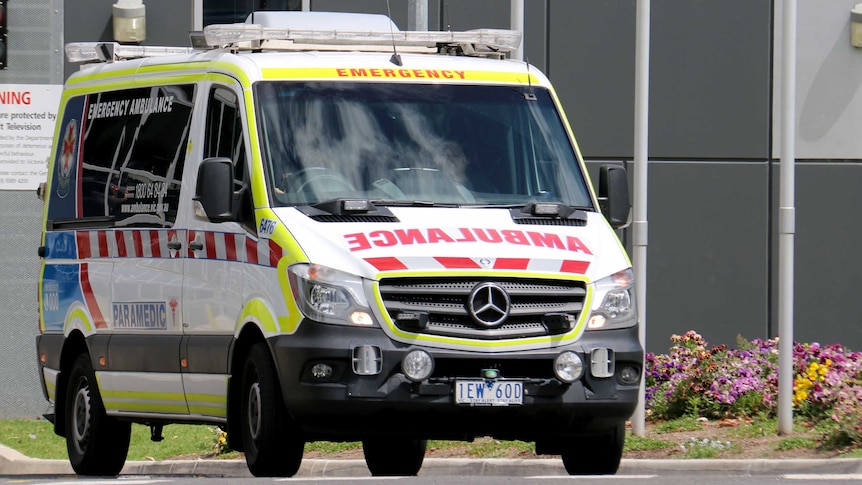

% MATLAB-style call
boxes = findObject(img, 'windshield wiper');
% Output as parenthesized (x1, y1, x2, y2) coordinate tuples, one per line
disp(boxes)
(369, 199, 460, 208)
(510, 202, 591, 223)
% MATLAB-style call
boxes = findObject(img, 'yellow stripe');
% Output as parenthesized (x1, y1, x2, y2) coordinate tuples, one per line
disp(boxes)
(238, 298, 279, 334)
(101, 389, 187, 402)
(67, 307, 94, 333)
(188, 405, 227, 417)
(104, 401, 189, 414)
(185, 393, 227, 404)
(261, 67, 538, 85)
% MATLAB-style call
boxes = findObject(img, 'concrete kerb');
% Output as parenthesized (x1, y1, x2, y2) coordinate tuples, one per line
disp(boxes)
(3, 444, 862, 477)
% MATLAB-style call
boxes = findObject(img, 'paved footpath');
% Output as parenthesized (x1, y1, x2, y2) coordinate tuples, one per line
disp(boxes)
(2, 444, 862, 477)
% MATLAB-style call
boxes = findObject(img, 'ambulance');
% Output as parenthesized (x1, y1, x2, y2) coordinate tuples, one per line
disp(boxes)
(36, 11, 642, 477)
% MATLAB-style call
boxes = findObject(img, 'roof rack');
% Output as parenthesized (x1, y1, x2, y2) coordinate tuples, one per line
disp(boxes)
(193, 23, 521, 58)
(65, 23, 522, 64)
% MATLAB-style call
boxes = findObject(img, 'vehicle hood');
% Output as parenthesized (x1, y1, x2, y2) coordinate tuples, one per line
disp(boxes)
(273, 206, 630, 282)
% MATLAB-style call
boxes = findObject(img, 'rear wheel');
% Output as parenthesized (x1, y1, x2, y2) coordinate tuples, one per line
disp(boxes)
(560, 424, 625, 475)
(241, 343, 304, 477)
(362, 438, 427, 476)
(65, 354, 131, 476)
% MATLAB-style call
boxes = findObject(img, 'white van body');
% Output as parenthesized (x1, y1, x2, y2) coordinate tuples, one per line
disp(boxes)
(36, 12, 641, 477)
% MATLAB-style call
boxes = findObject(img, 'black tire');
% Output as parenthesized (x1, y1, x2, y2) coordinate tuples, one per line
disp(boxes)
(560, 424, 625, 475)
(241, 343, 304, 477)
(65, 354, 131, 476)
(362, 438, 427, 476)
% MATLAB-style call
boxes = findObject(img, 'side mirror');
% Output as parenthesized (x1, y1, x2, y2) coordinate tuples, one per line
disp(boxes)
(194, 157, 235, 222)
(598, 165, 631, 229)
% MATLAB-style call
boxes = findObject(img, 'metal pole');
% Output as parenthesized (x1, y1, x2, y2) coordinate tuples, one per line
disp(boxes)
(630, 0, 650, 438)
(778, 0, 797, 437)
(408, 0, 428, 31)
(510, 0, 524, 61)
(192, 0, 203, 31)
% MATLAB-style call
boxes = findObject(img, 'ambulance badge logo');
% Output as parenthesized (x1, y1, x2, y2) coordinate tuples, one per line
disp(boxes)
(56, 119, 77, 199)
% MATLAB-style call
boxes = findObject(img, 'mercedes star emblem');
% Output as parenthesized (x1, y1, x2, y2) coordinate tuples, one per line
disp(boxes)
(467, 282, 511, 327)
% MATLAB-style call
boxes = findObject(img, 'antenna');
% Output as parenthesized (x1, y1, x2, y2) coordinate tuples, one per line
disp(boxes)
(386, 0, 402, 66)
(523, 57, 537, 101)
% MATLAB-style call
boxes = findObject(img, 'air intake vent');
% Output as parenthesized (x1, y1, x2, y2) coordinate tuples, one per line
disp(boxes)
(513, 217, 586, 227)
(310, 214, 399, 223)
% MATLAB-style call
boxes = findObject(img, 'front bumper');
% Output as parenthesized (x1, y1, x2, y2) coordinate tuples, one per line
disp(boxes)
(269, 322, 642, 442)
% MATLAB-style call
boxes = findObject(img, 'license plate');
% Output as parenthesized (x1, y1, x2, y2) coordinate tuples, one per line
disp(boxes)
(455, 380, 523, 406)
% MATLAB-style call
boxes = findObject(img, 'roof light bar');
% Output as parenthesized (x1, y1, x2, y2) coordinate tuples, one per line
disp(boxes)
(65, 42, 193, 63)
(203, 23, 522, 52)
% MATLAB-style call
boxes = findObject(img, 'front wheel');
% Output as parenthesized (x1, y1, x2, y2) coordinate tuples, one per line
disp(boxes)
(65, 354, 131, 476)
(560, 424, 625, 475)
(362, 438, 427, 476)
(241, 342, 304, 477)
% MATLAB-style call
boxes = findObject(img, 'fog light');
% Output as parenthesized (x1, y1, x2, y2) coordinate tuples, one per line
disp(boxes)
(350, 311, 374, 326)
(587, 314, 606, 329)
(553, 351, 584, 383)
(402, 349, 433, 382)
(311, 363, 333, 380)
(619, 365, 641, 385)
(352, 345, 382, 376)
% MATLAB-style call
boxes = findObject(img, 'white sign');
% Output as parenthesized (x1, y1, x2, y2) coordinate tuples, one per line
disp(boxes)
(0, 84, 63, 191)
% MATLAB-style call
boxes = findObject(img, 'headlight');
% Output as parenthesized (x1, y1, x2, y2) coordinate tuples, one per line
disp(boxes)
(288, 263, 375, 326)
(587, 268, 637, 330)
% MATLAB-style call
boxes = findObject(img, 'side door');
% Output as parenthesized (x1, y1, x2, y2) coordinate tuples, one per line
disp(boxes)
(181, 81, 255, 419)
(87, 84, 196, 417)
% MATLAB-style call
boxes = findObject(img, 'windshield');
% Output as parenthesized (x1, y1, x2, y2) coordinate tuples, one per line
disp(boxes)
(255, 81, 592, 208)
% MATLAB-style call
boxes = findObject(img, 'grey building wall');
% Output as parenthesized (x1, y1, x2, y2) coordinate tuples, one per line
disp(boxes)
(63, 0, 193, 78)
(0, 0, 64, 418)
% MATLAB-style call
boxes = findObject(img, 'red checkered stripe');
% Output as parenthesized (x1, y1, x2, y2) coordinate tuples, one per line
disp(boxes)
(363, 256, 590, 274)
(74, 230, 283, 267)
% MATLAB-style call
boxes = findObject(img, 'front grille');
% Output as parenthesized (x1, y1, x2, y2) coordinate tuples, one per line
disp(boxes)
(378, 277, 587, 340)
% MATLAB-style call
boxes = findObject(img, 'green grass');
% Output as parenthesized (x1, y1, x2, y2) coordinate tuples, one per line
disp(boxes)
(0, 418, 233, 461)
(776, 436, 818, 451)
(0, 419, 535, 461)
(653, 415, 703, 434)
(624, 433, 674, 452)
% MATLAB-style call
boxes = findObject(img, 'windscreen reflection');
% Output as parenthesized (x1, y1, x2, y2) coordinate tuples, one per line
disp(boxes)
(255, 82, 592, 208)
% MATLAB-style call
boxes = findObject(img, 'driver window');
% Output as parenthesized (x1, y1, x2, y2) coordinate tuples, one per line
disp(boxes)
(204, 86, 254, 230)
(205, 86, 247, 188)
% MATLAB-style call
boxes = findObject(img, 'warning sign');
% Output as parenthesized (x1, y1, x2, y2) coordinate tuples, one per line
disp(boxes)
(0, 84, 62, 190)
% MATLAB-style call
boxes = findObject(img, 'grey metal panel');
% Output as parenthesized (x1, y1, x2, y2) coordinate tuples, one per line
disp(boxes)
(773, 0, 862, 160)
(770, 162, 862, 350)
(107, 335, 183, 373)
(649, 0, 771, 160)
(310, 0, 411, 28)
(0, 0, 64, 84)
(552, 0, 771, 161)
(638, 161, 769, 353)
(548, 0, 636, 159)
(64, 0, 193, 79)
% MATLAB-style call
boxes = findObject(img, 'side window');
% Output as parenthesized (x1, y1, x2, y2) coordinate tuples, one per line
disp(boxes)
(204, 87, 246, 189)
(204, 86, 255, 231)
(47, 84, 195, 227)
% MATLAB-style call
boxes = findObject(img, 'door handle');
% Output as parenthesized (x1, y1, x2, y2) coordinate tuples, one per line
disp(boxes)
(167, 241, 182, 250)
(188, 241, 204, 251)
